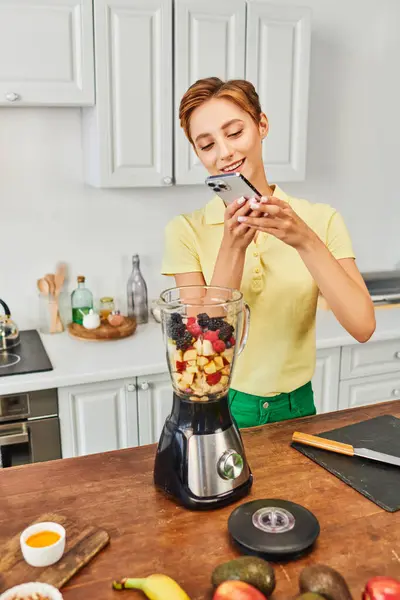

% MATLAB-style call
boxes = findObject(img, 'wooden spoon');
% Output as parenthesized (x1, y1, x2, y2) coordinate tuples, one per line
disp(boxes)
(37, 277, 57, 333)
(37, 278, 50, 296)
(54, 263, 66, 298)
(45, 274, 56, 297)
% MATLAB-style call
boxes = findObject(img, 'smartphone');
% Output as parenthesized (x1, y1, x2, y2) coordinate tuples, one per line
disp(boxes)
(205, 172, 261, 205)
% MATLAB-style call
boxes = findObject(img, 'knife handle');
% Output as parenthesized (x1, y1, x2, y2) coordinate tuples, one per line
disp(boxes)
(292, 432, 355, 456)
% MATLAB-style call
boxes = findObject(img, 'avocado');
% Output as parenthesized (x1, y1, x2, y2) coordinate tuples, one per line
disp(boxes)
(299, 565, 352, 600)
(295, 595, 327, 600)
(211, 556, 275, 597)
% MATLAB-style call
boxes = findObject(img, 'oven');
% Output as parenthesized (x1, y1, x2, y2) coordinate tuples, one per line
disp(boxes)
(0, 388, 61, 468)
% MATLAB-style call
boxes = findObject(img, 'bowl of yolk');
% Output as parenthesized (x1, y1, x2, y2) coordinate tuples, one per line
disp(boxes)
(20, 522, 66, 567)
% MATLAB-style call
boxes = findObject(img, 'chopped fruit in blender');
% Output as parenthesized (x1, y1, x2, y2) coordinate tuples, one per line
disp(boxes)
(214, 356, 224, 370)
(206, 372, 222, 385)
(174, 349, 183, 362)
(222, 348, 234, 363)
(176, 331, 193, 351)
(210, 383, 224, 394)
(221, 366, 230, 376)
(181, 371, 194, 386)
(194, 338, 203, 354)
(187, 322, 202, 337)
(197, 313, 210, 329)
(183, 348, 197, 362)
(202, 340, 215, 356)
(176, 361, 187, 373)
(170, 312, 183, 324)
(173, 373, 183, 383)
(187, 360, 196, 366)
(218, 322, 235, 341)
(167, 321, 185, 340)
(204, 330, 219, 342)
(187, 316, 196, 326)
(197, 356, 209, 367)
(204, 360, 217, 374)
(212, 339, 226, 353)
(187, 365, 199, 374)
(220, 375, 229, 386)
(229, 336, 236, 345)
(207, 317, 225, 331)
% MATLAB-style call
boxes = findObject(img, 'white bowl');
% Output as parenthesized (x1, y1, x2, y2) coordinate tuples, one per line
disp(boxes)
(0, 581, 63, 600)
(20, 522, 66, 568)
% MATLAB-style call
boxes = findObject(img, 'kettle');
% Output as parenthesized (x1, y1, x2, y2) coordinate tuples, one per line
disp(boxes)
(0, 299, 20, 351)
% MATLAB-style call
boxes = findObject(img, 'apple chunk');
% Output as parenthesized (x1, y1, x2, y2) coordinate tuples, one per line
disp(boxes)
(214, 356, 224, 371)
(222, 348, 234, 363)
(197, 356, 209, 368)
(202, 340, 215, 356)
(204, 360, 217, 374)
(183, 348, 197, 362)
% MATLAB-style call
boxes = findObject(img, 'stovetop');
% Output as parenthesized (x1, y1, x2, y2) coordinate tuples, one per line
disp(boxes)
(0, 330, 53, 378)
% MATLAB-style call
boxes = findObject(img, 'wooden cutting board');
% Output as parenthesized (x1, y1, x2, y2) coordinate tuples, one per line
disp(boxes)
(68, 316, 136, 341)
(0, 513, 110, 593)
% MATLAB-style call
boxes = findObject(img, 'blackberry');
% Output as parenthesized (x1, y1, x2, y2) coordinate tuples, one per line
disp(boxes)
(167, 321, 185, 341)
(218, 322, 234, 342)
(170, 312, 183, 324)
(197, 313, 210, 329)
(207, 317, 225, 331)
(176, 331, 193, 351)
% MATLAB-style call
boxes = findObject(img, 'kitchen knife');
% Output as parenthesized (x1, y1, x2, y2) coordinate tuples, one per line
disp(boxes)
(292, 431, 400, 467)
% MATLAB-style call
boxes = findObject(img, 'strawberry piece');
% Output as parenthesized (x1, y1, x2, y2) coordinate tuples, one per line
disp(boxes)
(212, 339, 226, 353)
(206, 372, 222, 385)
(176, 361, 187, 373)
(229, 336, 236, 346)
(187, 317, 196, 326)
(204, 330, 219, 342)
(187, 323, 202, 338)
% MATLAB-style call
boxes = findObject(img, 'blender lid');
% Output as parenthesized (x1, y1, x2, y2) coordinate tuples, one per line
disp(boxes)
(228, 498, 320, 561)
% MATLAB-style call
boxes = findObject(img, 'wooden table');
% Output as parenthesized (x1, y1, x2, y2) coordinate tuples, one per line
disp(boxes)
(1, 401, 400, 600)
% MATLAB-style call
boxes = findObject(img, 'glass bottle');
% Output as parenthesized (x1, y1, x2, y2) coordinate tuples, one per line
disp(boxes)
(71, 276, 94, 325)
(127, 254, 148, 324)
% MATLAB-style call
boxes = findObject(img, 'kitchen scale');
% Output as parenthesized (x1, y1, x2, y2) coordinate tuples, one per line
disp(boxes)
(154, 285, 253, 510)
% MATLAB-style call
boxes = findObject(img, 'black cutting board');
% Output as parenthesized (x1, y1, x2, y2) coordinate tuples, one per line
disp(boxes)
(291, 414, 400, 512)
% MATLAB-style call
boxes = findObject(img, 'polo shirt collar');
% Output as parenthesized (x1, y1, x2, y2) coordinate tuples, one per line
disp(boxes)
(205, 184, 289, 225)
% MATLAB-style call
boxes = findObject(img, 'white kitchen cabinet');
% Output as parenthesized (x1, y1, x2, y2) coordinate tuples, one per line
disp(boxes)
(82, 0, 173, 188)
(58, 379, 138, 458)
(137, 373, 173, 445)
(246, 3, 312, 182)
(339, 372, 400, 410)
(312, 347, 341, 414)
(341, 339, 400, 380)
(0, 0, 94, 106)
(174, 0, 246, 185)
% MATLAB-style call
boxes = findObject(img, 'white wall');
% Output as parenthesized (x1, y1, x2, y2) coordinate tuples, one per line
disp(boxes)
(1, 0, 400, 329)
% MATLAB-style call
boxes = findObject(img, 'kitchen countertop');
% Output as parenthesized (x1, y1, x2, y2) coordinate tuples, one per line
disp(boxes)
(1, 307, 400, 396)
(0, 401, 399, 600)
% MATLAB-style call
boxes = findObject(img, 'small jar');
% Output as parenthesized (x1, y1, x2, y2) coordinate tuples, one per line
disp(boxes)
(99, 297, 114, 321)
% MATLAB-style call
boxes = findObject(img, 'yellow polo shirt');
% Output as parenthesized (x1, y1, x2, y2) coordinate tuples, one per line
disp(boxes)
(161, 185, 355, 397)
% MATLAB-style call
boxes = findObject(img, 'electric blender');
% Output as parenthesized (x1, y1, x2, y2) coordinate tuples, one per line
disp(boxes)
(154, 285, 253, 510)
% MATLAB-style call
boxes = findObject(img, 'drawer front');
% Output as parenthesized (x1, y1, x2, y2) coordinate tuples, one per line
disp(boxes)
(341, 339, 400, 379)
(339, 372, 400, 410)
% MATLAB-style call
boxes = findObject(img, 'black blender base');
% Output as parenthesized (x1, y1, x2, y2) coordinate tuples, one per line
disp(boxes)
(154, 469, 253, 511)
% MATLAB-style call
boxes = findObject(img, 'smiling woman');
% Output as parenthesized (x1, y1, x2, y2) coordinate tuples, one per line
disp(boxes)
(161, 77, 376, 428)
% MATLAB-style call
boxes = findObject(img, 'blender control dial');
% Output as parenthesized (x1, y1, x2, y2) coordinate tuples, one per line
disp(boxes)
(217, 449, 244, 480)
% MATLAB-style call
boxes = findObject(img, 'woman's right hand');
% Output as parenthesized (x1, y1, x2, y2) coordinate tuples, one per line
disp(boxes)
(222, 196, 258, 251)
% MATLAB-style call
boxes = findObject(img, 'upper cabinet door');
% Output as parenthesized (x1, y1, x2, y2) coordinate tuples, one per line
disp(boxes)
(246, 3, 312, 182)
(0, 0, 94, 106)
(82, 0, 173, 188)
(174, 0, 246, 185)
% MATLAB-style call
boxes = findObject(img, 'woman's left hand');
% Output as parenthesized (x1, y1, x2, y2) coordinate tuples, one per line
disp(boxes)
(237, 195, 317, 251)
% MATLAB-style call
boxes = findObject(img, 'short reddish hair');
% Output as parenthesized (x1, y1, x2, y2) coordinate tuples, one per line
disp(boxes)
(179, 77, 262, 145)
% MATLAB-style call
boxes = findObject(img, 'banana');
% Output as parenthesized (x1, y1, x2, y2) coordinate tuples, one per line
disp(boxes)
(113, 574, 191, 600)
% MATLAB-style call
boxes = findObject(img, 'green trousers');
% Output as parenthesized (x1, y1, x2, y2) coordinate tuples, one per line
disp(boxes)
(228, 381, 316, 429)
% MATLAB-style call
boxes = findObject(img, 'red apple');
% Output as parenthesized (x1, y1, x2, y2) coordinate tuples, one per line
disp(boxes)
(363, 576, 400, 600)
(213, 581, 267, 600)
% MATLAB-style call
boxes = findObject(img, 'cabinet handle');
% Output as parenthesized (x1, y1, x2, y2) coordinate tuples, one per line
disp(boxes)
(140, 381, 149, 391)
(395, 352, 400, 359)
(5, 92, 20, 102)
(392, 389, 400, 397)
(127, 383, 136, 392)
(162, 176, 173, 185)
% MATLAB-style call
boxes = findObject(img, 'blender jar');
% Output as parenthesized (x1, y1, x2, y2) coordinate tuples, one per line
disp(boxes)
(159, 286, 250, 402)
